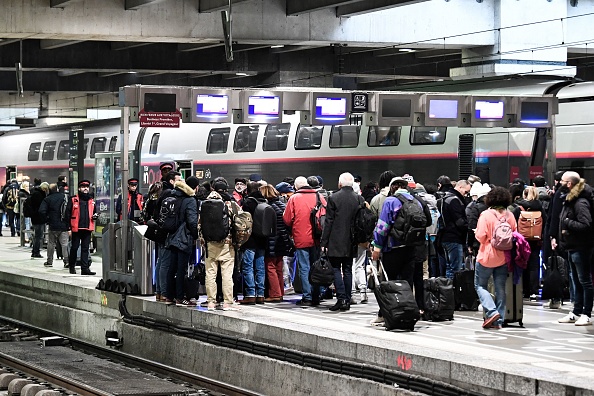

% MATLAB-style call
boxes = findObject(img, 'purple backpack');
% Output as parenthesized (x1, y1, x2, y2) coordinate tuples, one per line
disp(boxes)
(490, 210, 513, 251)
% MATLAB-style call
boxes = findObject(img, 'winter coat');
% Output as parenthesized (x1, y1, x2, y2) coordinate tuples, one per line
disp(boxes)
(475, 208, 517, 268)
(29, 186, 47, 225)
(164, 180, 198, 253)
(369, 186, 390, 218)
(439, 189, 468, 245)
(265, 197, 292, 257)
(242, 192, 268, 251)
(466, 196, 488, 250)
(66, 193, 97, 232)
(283, 187, 326, 249)
(559, 179, 594, 251)
(38, 191, 69, 231)
(320, 186, 361, 258)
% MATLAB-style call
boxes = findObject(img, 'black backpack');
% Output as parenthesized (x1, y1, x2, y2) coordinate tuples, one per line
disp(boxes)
(200, 199, 230, 242)
(390, 194, 427, 246)
(249, 197, 277, 238)
(157, 195, 183, 233)
(22, 195, 34, 218)
(352, 197, 377, 244)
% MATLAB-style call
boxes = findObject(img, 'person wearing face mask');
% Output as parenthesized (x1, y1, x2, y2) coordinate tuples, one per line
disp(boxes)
(233, 178, 247, 207)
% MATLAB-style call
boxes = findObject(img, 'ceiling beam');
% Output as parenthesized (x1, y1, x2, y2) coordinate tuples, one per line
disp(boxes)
(337, 0, 431, 17)
(233, 44, 271, 53)
(271, 45, 320, 54)
(0, 39, 21, 47)
(40, 40, 84, 50)
(50, 0, 84, 7)
(286, 0, 362, 16)
(125, 0, 169, 10)
(177, 42, 224, 52)
(414, 49, 462, 59)
(199, 0, 251, 13)
(111, 42, 153, 51)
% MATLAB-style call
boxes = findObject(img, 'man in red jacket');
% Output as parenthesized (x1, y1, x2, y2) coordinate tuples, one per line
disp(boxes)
(65, 179, 98, 275)
(283, 176, 326, 307)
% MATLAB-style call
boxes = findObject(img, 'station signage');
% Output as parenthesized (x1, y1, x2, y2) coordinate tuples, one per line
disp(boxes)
(139, 110, 182, 128)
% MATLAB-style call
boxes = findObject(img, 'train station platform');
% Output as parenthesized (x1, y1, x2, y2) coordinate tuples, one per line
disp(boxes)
(1, 235, 594, 396)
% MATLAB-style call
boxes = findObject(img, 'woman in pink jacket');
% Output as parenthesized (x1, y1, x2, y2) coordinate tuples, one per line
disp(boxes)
(474, 186, 517, 329)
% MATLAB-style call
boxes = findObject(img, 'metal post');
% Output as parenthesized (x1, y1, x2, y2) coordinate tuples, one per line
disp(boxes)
(546, 115, 557, 187)
(120, 107, 130, 272)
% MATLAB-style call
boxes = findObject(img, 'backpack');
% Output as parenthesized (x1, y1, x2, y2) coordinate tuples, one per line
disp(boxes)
(232, 208, 253, 247)
(352, 197, 377, 244)
(418, 192, 440, 235)
(60, 194, 69, 223)
(249, 197, 276, 238)
(5, 187, 18, 210)
(157, 195, 183, 233)
(310, 192, 326, 240)
(22, 195, 33, 218)
(391, 194, 428, 246)
(200, 199, 231, 242)
(517, 206, 543, 241)
(489, 210, 513, 251)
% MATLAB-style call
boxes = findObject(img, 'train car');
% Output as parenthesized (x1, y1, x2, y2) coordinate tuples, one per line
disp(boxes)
(2, 80, 594, 196)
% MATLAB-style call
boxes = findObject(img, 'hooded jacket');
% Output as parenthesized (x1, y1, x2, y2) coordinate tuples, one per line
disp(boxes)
(38, 190, 69, 231)
(369, 186, 390, 218)
(439, 189, 468, 244)
(559, 179, 594, 251)
(164, 180, 198, 253)
(242, 191, 268, 250)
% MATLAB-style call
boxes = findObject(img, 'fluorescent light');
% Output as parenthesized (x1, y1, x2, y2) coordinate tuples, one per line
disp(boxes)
(271, 45, 284, 49)
(399, 48, 415, 52)
(235, 72, 249, 76)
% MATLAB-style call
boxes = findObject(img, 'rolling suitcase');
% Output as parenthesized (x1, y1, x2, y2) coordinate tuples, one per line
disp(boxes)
(504, 272, 523, 327)
(453, 269, 479, 311)
(370, 265, 420, 331)
(423, 277, 455, 321)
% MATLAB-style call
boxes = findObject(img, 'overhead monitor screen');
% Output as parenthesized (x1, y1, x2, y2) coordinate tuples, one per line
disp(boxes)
(382, 99, 411, 118)
(315, 97, 347, 119)
(144, 93, 177, 112)
(428, 99, 458, 119)
(248, 96, 280, 116)
(475, 100, 505, 120)
(197, 94, 228, 115)
(520, 101, 549, 124)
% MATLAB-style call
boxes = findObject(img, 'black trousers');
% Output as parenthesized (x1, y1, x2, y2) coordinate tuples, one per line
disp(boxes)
(69, 230, 92, 270)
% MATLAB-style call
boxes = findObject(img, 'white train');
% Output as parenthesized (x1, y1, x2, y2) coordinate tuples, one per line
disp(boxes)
(1, 80, 594, 195)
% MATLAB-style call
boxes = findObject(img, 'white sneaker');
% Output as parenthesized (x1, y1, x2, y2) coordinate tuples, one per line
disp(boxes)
(370, 316, 385, 327)
(360, 291, 368, 304)
(558, 312, 579, 323)
(543, 300, 561, 309)
(575, 314, 592, 326)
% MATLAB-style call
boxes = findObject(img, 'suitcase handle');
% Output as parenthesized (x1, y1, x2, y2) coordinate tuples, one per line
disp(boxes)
(370, 260, 389, 284)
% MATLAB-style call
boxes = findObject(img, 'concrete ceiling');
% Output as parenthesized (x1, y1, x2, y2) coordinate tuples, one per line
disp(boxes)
(0, 0, 591, 94)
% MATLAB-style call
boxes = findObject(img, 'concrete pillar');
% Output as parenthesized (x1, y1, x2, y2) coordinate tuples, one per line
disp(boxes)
(451, 0, 575, 78)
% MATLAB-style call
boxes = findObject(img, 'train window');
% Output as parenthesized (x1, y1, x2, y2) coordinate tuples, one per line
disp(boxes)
(233, 126, 259, 153)
(329, 125, 360, 148)
(82, 138, 89, 159)
(57, 140, 69, 160)
(28, 142, 41, 161)
(410, 126, 446, 145)
(295, 125, 323, 150)
(90, 137, 107, 158)
(149, 133, 160, 155)
(42, 141, 57, 161)
(368, 126, 401, 147)
(109, 136, 118, 151)
(206, 127, 231, 154)
(263, 123, 289, 151)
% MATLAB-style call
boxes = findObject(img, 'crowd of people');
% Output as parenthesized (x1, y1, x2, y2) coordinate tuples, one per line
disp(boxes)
(3, 164, 590, 330)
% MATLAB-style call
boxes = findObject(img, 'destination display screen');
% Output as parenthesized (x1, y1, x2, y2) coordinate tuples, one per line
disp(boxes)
(382, 98, 412, 118)
(196, 94, 228, 115)
(144, 92, 177, 112)
(428, 99, 458, 119)
(315, 97, 347, 118)
(248, 96, 280, 116)
(520, 101, 549, 124)
(475, 100, 505, 120)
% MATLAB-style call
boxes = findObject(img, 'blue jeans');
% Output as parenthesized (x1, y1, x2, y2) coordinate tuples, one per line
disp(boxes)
(295, 247, 320, 302)
(442, 242, 464, 279)
(32, 223, 44, 256)
(474, 262, 507, 326)
(241, 247, 265, 297)
(568, 248, 594, 317)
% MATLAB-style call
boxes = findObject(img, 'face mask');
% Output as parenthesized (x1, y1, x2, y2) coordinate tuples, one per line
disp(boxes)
(235, 184, 246, 193)
(559, 185, 570, 193)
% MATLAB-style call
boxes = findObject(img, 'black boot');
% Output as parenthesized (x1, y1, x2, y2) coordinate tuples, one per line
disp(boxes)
(329, 299, 347, 312)
(340, 300, 351, 311)
(69, 266, 76, 274)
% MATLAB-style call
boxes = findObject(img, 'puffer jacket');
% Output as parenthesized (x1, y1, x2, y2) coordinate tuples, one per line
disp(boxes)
(38, 191, 69, 231)
(265, 197, 292, 257)
(559, 179, 594, 251)
(242, 192, 269, 251)
(283, 187, 325, 249)
(164, 180, 198, 253)
(29, 186, 47, 225)
(439, 189, 468, 244)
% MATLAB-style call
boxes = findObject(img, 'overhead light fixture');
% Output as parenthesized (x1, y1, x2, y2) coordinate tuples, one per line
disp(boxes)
(271, 45, 284, 49)
(128, 71, 137, 74)
(399, 48, 415, 53)
(235, 72, 249, 76)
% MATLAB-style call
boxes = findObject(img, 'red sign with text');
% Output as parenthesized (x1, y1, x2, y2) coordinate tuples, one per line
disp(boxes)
(139, 109, 181, 128)
(510, 166, 520, 183)
(529, 166, 543, 180)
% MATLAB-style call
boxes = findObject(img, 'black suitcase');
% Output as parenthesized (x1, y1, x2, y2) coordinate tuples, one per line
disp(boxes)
(504, 272, 523, 327)
(370, 266, 420, 331)
(423, 277, 455, 321)
(453, 269, 479, 311)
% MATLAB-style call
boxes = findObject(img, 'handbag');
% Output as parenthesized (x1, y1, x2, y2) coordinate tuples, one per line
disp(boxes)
(309, 254, 335, 286)
(144, 219, 167, 245)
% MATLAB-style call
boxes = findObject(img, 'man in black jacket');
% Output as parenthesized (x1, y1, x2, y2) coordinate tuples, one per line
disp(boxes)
(39, 183, 69, 267)
(30, 182, 50, 259)
(553, 171, 594, 326)
(320, 172, 361, 311)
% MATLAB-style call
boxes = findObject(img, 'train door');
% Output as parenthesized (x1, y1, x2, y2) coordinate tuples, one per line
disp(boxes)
(176, 160, 193, 180)
(4, 165, 16, 185)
